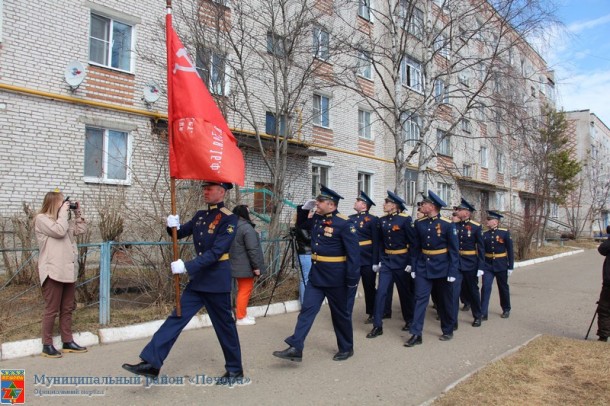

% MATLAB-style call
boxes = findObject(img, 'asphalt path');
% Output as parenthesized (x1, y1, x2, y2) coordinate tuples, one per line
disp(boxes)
(2, 248, 603, 405)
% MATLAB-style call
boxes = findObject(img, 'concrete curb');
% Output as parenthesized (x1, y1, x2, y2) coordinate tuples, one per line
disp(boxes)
(419, 334, 543, 406)
(0, 249, 584, 361)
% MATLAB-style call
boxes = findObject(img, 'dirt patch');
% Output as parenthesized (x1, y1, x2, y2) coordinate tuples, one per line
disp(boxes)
(434, 335, 610, 405)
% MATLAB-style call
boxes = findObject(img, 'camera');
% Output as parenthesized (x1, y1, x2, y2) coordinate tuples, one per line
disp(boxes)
(64, 196, 80, 210)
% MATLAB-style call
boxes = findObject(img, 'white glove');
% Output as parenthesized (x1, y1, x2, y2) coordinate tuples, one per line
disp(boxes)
(507, 269, 513, 276)
(171, 259, 186, 274)
(411, 272, 416, 279)
(477, 270, 484, 277)
(167, 214, 180, 229)
(405, 265, 412, 273)
(447, 277, 456, 283)
(372, 262, 381, 273)
(302, 199, 317, 211)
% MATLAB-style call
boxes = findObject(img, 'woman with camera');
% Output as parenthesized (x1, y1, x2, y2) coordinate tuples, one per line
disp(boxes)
(229, 205, 265, 325)
(34, 191, 88, 357)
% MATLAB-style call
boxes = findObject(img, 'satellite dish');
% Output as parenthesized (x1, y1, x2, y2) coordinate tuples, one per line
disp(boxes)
(64, 61, 87, 91)
(143, 82, 161, 104)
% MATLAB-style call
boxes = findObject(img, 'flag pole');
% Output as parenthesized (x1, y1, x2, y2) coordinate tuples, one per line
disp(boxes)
(167, 0, 181, 317)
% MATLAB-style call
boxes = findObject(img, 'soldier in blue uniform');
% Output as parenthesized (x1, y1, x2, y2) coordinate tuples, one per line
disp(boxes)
(348, 191, 380, 323)
(273, 185, 360, 362)
(452, 198, 485, 328)
(122, 181, 243, 380)
(406, 190, 459, 347)
(481, 210, 514, 319)
(366, 191, 414, 338)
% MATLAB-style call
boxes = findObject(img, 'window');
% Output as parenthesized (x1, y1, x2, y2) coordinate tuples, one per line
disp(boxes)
(461, 118, 471, 133)
(313, 26, 330, 61)
(313, 94, 330, 128)
(358, 172, 372, 196)
(84, 127, 130, 184)
(357, 50, 372, 79)
(196, 47, 228, 96)
(437, 182, 452, 204)
(434, 79, 448, 104)
(401, 112, 421, 147)
(433, 33, 450, 58)
(253, 182, 274, 214)
(359, 0, 372, 21)
(89, 13, 133, 72)
(399, 2, 424, 40)
(436, 129, 451, 156)
(458, 71, 470, 87)
(267, 32, 285, 57)
(480, 146, 488, 168)
(312, 165, 329, 197)
(401, 56, 423, 92)
(463, 164, 472, 178)
(358, 109, 372, 139)
(405, 169, 418, 204)
(539, 75, 546, 95)
(496, 192, 505, 211)
(497, 151, 504, 173)
(550, 202, 558, 218)
(265, 112, 287, 136)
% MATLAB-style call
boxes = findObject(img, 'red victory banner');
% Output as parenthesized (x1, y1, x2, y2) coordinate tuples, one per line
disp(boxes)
(166, 12, 244, 185)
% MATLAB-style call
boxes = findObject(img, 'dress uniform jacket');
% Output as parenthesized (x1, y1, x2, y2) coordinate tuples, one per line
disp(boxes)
(411, 214, 459, 279)
(298, 209, 360, 287)
(378, 212, 412, 269)
(168, 202, 237, 292)
(455, 219, 485, 272)
(482, 227, 514, 272)
(349, 211, 380, 267)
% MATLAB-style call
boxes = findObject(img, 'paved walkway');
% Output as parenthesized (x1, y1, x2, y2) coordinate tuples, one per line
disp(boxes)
(1, 248, 603, 405)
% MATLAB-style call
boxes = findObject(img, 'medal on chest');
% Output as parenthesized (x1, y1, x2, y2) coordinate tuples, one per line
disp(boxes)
(435, 223, 442, 237)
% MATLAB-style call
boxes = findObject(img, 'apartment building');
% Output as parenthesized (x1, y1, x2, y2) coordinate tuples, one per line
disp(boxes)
(0, 0, 557, 232)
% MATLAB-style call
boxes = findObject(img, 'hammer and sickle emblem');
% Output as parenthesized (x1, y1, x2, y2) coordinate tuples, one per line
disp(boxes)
(174, 48, 199, 76)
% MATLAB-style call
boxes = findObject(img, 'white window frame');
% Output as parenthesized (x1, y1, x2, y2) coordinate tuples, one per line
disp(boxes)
(358, 109, 372, 140)
(434, 79, 449, 104)
(402, 112, 421, 147)
(461, 118, 471, 133)
(358, 171, 373, 196)
(496, 192, 506, 211)
(436, 129, 451, 156)
(399, 2, 424, 40)
(437, 182, 452, 204)
(497, 151, 505, 174)
(196, 47, 230, 96)
(357, 50, 373, 79)
(89, 12, 134, 73)
(312, 163, 331, 197)
(84, 126, 132, 185)
(313, 94, 330, 128)
(401, 56, 423, 93)
(267, 31, 285, 57)
(433, 33, 450, 59)
(359, 0, 373, 21)
(463, 164, 472, 178)
(480, 146, 488, 168)
(313, 26, 330, 61)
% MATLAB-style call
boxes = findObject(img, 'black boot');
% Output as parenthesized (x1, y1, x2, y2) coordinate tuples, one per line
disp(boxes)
(42, 344, 62, 358)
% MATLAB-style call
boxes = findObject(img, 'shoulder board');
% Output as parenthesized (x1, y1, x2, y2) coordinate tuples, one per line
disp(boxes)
(469, 220, 481, 226)
(336, 213, 349, 220)
(220, 207, 232, 216)
(399, 213, 409, 217)
(440, 217, 452, 223)
(498, 227, 508, 231)
(415, 217, 425, 222)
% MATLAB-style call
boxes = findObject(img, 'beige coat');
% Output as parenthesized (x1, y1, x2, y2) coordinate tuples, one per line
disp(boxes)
(35, 210, 87, 285)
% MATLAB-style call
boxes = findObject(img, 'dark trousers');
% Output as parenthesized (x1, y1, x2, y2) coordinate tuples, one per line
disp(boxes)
(359, 265, 376, 316)
(41, 277, 76, 345)
(597, 283, 610, 338)
(140, 286, 242, 373)
(410, 276, 455, 336)
(460, 270, 482, 319)
(460, 277, 471, 306)
(372, 266, 414, 328)
(286, 283, 353, 353)
(481, 270, 511, 316)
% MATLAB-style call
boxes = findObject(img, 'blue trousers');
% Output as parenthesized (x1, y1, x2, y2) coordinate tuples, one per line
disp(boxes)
(140, 286, 242, 373)
(460, 270, 482, 319)
(372, 266, 414, 328)
(410, 276, 455, 336)
(481, 270, 511, 316)
(286, 283, 353, 353)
